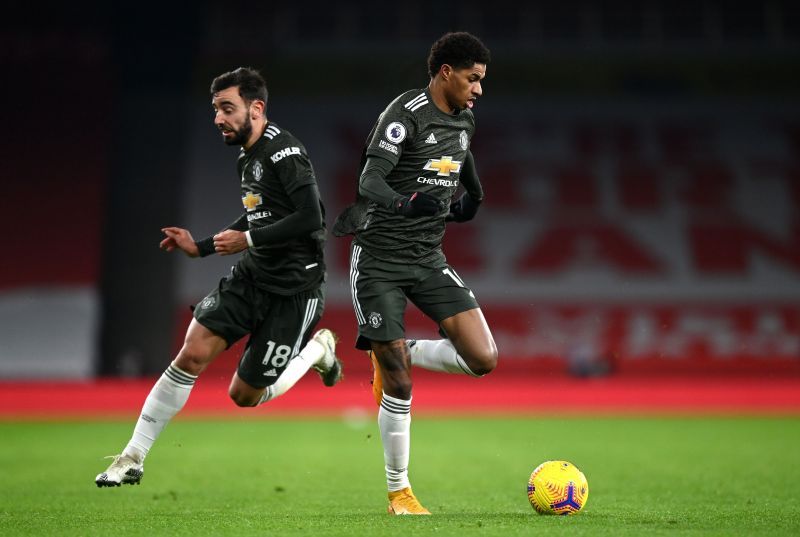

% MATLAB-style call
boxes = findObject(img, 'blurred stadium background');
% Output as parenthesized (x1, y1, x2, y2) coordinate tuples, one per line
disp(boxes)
(2, 0, 799, 416)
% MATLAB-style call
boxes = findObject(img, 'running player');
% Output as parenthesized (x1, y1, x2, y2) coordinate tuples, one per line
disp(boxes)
(333, 32, 497, 515)
(95, 67, 342, 487)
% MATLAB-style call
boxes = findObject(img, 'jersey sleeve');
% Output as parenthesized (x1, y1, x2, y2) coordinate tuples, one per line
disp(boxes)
(365, 100, 418, 166)
(268, 144, 317, 195)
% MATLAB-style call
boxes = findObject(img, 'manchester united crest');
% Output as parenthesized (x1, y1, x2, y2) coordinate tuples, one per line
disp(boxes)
(459, 130, 469, 150)
(368, 312, 383, 328)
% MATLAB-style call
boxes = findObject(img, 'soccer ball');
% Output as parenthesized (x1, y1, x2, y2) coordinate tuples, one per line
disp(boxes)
(527, 460, 589, 515)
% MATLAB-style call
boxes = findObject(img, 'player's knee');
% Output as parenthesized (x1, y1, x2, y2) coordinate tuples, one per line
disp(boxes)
(466, 346, 498, 376)
(228, 387, 259, 407)
(174, 346, 211, 376)
(382, 375, 413, 400)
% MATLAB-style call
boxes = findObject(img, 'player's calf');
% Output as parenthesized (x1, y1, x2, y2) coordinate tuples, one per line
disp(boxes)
(372, 341, 414, 399)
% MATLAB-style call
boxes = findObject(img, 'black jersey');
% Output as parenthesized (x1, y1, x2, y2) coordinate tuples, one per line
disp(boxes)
(234, 122, 325, 295)
(336, 88, 475, 266)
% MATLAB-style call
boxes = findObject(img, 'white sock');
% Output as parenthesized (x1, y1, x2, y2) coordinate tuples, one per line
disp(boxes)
(258, 339, 325, 404)
(379, 392, 412, 492)
(409, 339, 480, 376)
(123, 362, 197, 460)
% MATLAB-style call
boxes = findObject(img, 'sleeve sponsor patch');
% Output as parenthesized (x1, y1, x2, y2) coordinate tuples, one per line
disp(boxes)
(270, 146, 301, 163)
(378, 139, 399, 155)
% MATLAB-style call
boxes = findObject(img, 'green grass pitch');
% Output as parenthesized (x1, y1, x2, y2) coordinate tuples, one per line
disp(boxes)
(1, 416, 798, 536)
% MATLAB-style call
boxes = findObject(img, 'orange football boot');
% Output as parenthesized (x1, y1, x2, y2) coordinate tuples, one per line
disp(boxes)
(387, 487, 431, 515)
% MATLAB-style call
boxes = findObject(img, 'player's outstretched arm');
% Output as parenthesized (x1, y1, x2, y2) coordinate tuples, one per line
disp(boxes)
(160, 227, 200, 257)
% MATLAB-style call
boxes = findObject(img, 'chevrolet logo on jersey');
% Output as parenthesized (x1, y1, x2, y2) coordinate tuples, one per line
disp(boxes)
(423, 156, 462, 177)
(242, 191, 262, 211)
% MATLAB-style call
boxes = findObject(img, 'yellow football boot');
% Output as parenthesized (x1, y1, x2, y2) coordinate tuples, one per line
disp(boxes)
(387, 487, 431, 515)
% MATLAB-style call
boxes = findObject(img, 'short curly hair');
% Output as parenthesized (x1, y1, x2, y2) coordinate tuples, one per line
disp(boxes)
(210, 67, 268, 106)
(427, 32, 491, 78)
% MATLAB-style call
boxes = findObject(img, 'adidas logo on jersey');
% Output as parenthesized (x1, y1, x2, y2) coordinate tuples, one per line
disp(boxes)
(263, 368, 278, 377)
(425, 133, 437, 144)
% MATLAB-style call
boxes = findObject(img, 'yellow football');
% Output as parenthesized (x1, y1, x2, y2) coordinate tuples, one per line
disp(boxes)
(527, 460, 589, 515)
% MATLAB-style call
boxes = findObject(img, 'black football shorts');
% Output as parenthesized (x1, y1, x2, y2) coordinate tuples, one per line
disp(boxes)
(348, 241, 479, 350)
(193, 270, 324, 388)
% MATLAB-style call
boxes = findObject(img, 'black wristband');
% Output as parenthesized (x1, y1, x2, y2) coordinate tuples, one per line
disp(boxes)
(195, 236, 216, 257)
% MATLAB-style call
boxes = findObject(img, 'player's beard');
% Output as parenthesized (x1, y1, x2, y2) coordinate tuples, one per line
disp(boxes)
(223, 116, 253, 146)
